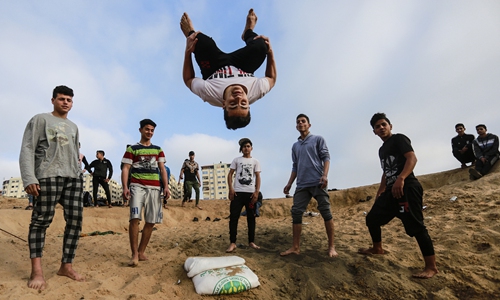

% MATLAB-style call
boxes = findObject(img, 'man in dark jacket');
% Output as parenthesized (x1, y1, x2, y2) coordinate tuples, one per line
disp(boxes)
(470, 124, 500, 179)
(88, 150, 113, 207)
(451, 123, 475, 168)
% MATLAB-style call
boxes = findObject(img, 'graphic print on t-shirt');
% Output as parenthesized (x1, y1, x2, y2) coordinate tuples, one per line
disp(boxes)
(381, 155, 398, 186)
(238, 163, 253, 185)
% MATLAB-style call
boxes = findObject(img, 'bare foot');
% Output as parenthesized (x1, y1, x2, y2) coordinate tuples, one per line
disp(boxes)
(412, 268, 439, 279)
(328, 247, 339, 257)
(196, 205, 203, 210)
(138, 253, 148, 261)
(108, 205, 112, 208)
(28, 272, 46, 291)
(226, 243, 237, 253)
(241, 8, 258, 41)
(57, 263, 85, 282)
(180, 12, 195, 37)
(128, 258, 139, 267)
(280, 247, 300, 256)
(249, 242, 260, 250)
(358, 247, 385, 255)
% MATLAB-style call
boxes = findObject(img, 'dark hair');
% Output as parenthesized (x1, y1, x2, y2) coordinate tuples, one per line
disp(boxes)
(476, 124, 487, 130)
(140, 118, 157, 128)
(238, 138, 252, 152)
(296, 113, 310, 123)
(52, 85, 74, 98)
(97, 150, 105, 156)
(224, 110, 251, 130)
(455, 123, 465, 129)
(370, 113, 391, 129)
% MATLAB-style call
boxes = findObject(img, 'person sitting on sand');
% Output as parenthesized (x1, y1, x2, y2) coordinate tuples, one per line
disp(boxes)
(469, 124, 499, 180)
(358, 113, 438, 279)
(180, 8, 277, 130)
(226, 138, 261, 253)
(281, 114, 338, 258)
(121, 119, 170, 267)
(20, 85, 85, 290)
(451, 123, 475, 169)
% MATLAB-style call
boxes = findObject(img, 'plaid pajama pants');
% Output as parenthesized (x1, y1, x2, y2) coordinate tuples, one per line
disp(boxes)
(29, 177, 83, 263)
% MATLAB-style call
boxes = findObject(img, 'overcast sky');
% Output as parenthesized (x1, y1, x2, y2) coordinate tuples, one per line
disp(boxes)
(1, 0, 499, 198)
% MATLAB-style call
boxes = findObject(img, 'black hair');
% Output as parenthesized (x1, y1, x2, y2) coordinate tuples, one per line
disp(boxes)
(97, 150, 105, 156)
(476, 124, 487, 130)
(238, 138, 252, 152)
(140, 118, 157, 128)
(52, 85, 74, 98)
(224, 110, 251, 130)
(370, 113, 391, 129)
(455, 123, 465, 129)
(296, 113, 310, 123)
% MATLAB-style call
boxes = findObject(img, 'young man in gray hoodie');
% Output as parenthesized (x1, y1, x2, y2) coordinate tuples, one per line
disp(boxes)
(20, 85, 84, 290)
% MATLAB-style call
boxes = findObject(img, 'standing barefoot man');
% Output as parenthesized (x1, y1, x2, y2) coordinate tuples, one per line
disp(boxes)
(359, 113, 438, 279)
(20, 85, 85, 290)
(121, 119, 170, 267)
(180, 8, 277, 130)
(281, 114, 338, 258)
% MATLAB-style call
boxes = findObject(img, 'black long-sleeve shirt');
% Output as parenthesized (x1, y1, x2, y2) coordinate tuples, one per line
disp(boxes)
(451, 133, 475, 153)
(88, 158, 113, 179)
(472, 133, 500, 160)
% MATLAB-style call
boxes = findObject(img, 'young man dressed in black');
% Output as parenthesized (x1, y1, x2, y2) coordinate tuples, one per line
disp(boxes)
(358, 113, 438, 279)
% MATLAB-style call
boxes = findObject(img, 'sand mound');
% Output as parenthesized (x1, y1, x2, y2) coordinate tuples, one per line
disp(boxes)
(1, 165, 499, 299)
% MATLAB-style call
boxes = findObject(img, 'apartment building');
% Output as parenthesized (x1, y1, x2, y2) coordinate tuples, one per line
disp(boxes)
(2, 177, 27, 198)
(201, 162, 231, 200)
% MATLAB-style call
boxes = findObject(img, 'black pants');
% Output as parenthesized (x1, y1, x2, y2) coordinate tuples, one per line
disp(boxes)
(475, 154, 499, 175)
(366, 183, 434, 256)
(193, 29, 268, 80)
(452, 148, 475, 164)
(92, 176, 111, 206)
(229, 192, 256, 244)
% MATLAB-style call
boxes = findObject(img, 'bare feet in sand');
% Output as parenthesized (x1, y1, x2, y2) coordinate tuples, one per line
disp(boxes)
(180, 12, 195, 37)
(28, 271, 46, 291)
(128, 258, 139, 267)
(139, 253, 148, 261)
(249, 242, 260, 250)
(196, 205, 203, 210)
(226, 243, 237, 253)
(412, 268, 439, 279)
(328, 247, 339, 257)
(57, 263, 85, 282)
(242, 8, 258, 41)
(280, 247, 300, 256)
(358, 247, 385, 255)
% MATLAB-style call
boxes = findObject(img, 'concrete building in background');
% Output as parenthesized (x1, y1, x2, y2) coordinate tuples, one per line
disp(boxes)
(2, 177, 27, 198)
(201, 162, 231, 200)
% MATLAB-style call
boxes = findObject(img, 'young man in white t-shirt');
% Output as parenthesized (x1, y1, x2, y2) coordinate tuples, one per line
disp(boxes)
(226, 138, 261, 252)
(180, 9, 277, 130)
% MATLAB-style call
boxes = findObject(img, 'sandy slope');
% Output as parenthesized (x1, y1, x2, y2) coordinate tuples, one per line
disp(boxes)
(0, 165, 499, 299)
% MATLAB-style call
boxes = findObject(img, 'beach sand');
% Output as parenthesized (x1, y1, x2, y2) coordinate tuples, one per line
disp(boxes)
(1, 165, 499, 299)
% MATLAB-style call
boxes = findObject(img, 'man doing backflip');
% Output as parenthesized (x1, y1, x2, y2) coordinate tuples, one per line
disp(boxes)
(281, 114, 338, 258)
(121, 119, 170, 267)
(358, 112, 438, 279)
(20, 85, 85, 290)
(180, 8, 277, 130)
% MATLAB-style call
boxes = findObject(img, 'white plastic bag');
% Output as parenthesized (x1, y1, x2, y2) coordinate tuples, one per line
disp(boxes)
(184, 256, 245, 278)
(191, 264, 260, 295)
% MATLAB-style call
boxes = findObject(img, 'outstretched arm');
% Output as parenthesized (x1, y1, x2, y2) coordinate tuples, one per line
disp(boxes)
(256, 35, 277, 89)
(182, 31, 200, 89)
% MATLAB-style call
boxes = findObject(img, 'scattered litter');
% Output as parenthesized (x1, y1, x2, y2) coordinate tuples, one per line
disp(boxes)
(177, 279, 181, 285)
(363, 211, 367, 215)
(425, 217, 433, 220)
(213, 218, 221, 222)
(80, 231, 121, 237)
(450, 196, 457, 202)
(422, 206, 427, 211)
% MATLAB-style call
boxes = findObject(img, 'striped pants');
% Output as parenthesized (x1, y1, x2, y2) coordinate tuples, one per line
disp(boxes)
(29, 177, 83, 263)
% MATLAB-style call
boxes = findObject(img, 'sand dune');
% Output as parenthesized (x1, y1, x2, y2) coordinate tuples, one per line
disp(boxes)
(1, 165, 499, 299)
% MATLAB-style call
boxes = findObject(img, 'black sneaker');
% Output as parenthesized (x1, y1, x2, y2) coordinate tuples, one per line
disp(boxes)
(469, 168, 483, 180)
